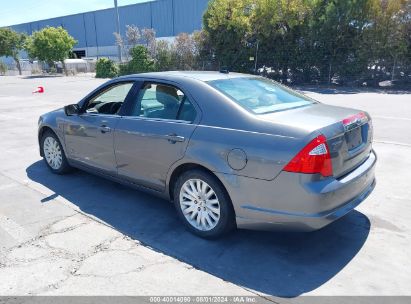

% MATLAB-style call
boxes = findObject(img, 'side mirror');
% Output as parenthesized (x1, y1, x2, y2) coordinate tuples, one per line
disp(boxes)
(64, 104, 80, 116)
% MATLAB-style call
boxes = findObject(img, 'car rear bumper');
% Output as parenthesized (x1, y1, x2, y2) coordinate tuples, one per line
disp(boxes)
(216, 150, 377, 231)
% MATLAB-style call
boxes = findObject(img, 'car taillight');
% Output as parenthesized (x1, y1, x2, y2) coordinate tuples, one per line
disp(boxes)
(283, 134, 333, 177)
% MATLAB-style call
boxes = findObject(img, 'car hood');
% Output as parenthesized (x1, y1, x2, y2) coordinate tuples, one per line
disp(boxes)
(51, 107, 64, 114)
(41, 107, 64, 117)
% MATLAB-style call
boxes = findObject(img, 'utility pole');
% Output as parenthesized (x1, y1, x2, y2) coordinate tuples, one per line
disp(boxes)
(254, 40, 259, 74)
(114, 0, 122, 62)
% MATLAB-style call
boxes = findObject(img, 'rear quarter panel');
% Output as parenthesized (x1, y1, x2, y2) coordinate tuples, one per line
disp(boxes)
(182, 125, 303, 181)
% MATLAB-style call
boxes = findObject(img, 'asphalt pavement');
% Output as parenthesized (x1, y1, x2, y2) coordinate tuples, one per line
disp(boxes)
(0, 75, 410, 298)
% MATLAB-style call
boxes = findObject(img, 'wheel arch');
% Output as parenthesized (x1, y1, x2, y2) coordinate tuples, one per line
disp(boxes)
(38, 125, 66, 157)
(167, 162, 235, 218)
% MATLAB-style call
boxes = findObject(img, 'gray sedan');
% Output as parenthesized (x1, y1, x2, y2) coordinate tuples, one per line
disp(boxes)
(38, 71, 376, 238)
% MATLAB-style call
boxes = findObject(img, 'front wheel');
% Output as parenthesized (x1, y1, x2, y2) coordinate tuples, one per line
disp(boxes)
(41, 130, 72, 174)
(173, 170, 235, 238)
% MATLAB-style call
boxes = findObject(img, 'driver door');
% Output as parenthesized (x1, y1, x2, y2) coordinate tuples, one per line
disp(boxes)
(64, 81, 135, 174)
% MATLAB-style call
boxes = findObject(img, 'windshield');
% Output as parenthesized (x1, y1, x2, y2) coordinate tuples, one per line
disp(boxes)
(208, 77, 315, 114)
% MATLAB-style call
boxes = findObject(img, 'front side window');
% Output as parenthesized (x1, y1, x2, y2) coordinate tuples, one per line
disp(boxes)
(85, 82, 134, 115)
(208, 77, 315, 114)
(130, 83, 196, 121)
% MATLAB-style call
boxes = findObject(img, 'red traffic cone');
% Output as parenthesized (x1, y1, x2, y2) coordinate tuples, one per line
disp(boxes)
(32, 86, 44, 93)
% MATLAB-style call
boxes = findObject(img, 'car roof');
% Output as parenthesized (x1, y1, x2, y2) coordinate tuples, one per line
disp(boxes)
(119, 71, 253, 82)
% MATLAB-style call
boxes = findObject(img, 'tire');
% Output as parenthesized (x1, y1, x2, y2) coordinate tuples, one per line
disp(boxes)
(173, 169, 236, 238)
(41, 130, 72, 174)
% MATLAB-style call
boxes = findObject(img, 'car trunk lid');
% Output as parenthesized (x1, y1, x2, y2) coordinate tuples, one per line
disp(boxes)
(259, 103, 373, 178)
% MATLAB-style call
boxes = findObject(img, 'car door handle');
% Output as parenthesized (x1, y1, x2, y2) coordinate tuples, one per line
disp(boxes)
(99, 125, 111, 133)
(165, 133, 185, 143)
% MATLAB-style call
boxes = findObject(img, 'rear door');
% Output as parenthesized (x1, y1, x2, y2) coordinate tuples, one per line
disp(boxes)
(114, 81, 200, 191)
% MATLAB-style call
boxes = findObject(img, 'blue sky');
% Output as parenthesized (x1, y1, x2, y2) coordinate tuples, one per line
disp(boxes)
(0, 0, 152, 27)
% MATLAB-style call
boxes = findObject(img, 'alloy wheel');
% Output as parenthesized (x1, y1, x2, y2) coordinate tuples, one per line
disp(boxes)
(43, 136, 63, 170)
(179, 179, 221, 231)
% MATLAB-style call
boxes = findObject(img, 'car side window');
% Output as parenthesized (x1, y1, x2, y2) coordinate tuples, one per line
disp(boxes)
(84, 82, 134, 115)
(130, 83, 196, 122)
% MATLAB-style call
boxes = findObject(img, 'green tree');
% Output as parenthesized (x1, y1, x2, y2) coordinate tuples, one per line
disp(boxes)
(251, 0, 315, 80)
(114, 25, 142, 61)
(193, 30, 216, 70)
(95, 58, 118, 78)
(0, 28, 26, 75)
(119, 45, 154, 75)
(203, 0, 254, 71)
(141, 28, 157, 58)
(174, 33, 198, 70)
(306, 0, 377, 83)
(203, 0, 315, 74)
(26, 26, 77, 76)
(0, 61, 7, 75)
(363, 0, 410, 81)
(154, 40, 175, 71)
(191, 0, 411, 85)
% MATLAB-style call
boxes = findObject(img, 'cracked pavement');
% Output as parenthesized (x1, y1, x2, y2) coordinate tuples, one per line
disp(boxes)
(0, 173, 254, 296)
(0, 188, 252, 296)
(0, 76, 410, 297)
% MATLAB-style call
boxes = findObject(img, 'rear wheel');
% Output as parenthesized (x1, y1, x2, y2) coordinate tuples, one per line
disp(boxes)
(173, 170, 235, 238)
(41, 131, 71, 174)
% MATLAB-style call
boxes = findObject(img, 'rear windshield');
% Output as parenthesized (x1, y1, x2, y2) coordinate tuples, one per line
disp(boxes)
(208, 77, 315, 114)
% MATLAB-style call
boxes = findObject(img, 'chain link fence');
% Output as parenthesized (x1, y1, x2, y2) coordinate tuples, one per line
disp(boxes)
(1, 59, 96, 76)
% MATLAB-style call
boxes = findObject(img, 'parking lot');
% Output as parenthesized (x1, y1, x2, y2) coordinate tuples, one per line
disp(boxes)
(0, 75, 410, 298)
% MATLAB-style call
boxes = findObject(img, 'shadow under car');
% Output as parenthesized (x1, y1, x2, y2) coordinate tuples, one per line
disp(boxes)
(26, 160, 371, 297)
